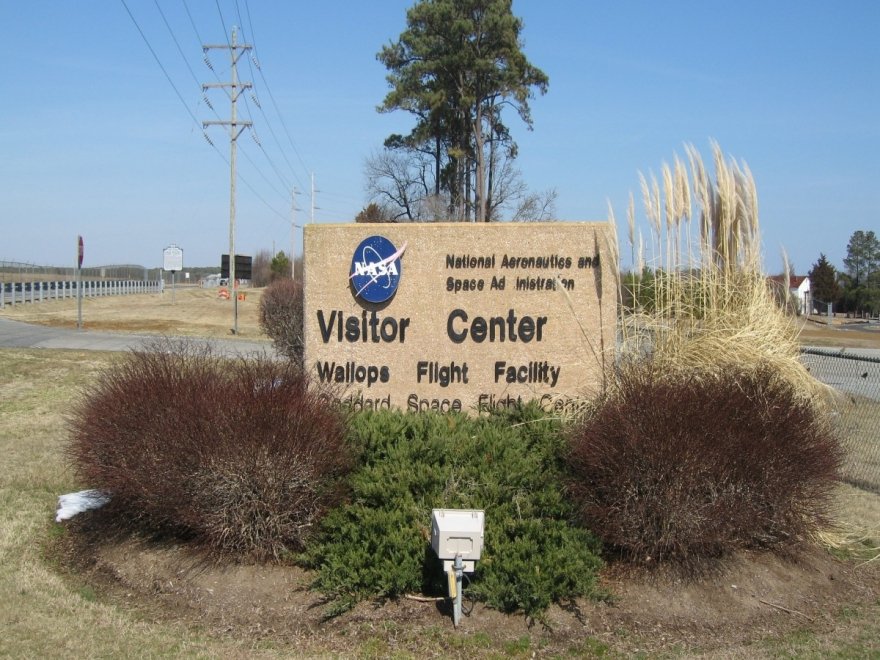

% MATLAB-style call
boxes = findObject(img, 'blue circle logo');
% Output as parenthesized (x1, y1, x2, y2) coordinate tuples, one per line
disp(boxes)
(349, 236, 406, 303)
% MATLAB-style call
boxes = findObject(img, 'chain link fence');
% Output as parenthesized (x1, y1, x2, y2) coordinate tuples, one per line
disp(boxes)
(801, 348, 880, 493)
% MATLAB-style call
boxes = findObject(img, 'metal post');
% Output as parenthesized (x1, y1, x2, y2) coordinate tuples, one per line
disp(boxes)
(454, 555, 464, 627)
(291, 188, 298, 281)
(76, 268, 82, 330)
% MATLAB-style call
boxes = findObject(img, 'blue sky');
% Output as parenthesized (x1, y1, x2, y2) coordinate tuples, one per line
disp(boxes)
(3, 1, 878, 274)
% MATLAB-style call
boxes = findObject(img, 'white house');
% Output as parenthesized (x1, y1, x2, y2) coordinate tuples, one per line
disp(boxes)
(767, 275, 811, 315)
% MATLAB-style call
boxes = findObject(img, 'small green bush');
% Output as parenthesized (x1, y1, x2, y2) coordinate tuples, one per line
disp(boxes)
(259, 278, 304, 365)
(67, 340, 350, 560)
(301, 403, 603, 617)
(566, 362, 843, 564)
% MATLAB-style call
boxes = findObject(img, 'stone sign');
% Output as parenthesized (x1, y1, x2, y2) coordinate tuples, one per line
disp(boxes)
(303, 222, 615, 414)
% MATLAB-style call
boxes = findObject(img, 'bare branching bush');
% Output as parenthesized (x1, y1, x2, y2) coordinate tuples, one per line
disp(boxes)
(259, 278, 304, 366)
(67, 340, 350, 560)
(567, 363, 842, 564)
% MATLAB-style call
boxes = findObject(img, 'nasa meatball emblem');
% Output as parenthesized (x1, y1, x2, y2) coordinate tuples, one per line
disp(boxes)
(349, 235, 406, 303)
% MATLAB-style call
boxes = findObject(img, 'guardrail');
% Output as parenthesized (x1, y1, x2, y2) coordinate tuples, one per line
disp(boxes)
(0, 280, 161, 309)
(801, 348, 880, 493)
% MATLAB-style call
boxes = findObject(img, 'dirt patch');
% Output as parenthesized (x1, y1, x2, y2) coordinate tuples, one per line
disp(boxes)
(594, 550, 879, 655)
(798, 318, 880, 350)
(56, 522, 880, 657)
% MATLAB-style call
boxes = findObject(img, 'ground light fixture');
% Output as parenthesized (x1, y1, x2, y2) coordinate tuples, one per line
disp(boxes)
(430, 508, 485, 627)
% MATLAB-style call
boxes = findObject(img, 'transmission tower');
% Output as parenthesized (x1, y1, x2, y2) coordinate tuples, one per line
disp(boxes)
(203, 26, 252, 335)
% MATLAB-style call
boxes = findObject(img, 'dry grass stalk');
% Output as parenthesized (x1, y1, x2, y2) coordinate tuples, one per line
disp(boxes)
(614, 142, 824, 400)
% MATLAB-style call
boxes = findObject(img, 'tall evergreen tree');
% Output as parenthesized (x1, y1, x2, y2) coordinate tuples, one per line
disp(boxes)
(808, 253, 840, 306)
(378, 0, 548, 222)
(843, 230, 880, 286)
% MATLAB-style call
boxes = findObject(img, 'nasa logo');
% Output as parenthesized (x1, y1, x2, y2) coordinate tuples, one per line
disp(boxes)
(349, 235, 406, 303)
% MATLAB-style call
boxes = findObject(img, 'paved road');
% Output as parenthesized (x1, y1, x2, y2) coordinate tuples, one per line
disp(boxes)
(0, 317, 276, 357)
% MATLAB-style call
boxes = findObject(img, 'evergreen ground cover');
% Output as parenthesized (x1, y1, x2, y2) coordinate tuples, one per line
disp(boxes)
(301, 404, 604, 617)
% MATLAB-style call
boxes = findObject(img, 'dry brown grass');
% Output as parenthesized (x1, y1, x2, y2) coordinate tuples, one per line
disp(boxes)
(820, 483, 880, 564)
(0, 286, 267, 340)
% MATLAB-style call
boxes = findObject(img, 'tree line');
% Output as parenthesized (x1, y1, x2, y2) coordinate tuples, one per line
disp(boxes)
(809, 230, 880, 317)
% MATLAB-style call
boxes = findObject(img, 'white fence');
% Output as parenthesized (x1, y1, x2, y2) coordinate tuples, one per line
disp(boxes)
(0, 280, 162, 309)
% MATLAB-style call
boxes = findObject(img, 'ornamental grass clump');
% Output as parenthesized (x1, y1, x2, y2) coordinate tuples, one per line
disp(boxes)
(613, 142, 820, 397)
(579, 142, 844, 564)
(67, 340, 350, 561)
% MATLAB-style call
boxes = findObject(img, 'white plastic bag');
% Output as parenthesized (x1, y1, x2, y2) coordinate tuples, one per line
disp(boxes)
(56, 490, 110, 522)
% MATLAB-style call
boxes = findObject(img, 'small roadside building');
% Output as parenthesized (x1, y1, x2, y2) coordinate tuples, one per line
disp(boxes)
(767, 275, 811, 315)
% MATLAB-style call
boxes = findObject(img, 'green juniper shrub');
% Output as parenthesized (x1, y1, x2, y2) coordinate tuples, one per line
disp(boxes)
(67, 339, 350, 561)
(300, 403, 603, 617)
(566, 362, 843, 565)
(258, 277, 304, 366)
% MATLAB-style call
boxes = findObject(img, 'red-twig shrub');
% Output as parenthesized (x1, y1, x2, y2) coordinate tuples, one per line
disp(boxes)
(67, 340, 350, 560)
(566, 363, 842, 564)
(259, 278, 304, 365)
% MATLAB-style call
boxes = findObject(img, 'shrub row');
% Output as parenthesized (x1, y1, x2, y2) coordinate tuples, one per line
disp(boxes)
(68, 340, 842, 614)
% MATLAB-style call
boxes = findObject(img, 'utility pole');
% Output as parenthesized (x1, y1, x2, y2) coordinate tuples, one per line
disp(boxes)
(203, 27, 252, 335)
(310, 172, 317, 224)
(291, 187, 300, 281)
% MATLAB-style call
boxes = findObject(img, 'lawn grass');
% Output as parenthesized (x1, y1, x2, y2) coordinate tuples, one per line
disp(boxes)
(0, 349, 264, 658)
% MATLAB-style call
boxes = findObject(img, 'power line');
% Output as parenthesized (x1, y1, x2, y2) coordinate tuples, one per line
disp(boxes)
(208, 137, 291, 224)
(234, 0, 304, 190)
(214, 0, 231, 48)
(181, 0, 204, 44)
(152, 0, 201, 89)
(120, 0, 201, 128)
(203, 25, 252, 335)
(250, 129, 295, 194)
(209, 0, 298, 203)
(182, 0, 226, 91)
(237, 137, 289, 201)
(242, 0, 313, 186)
(122, 0, 294, 227)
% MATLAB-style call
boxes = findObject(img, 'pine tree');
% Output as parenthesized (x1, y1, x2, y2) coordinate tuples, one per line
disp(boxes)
(808, 253, 840, 307)
(843, 230, 880, 286)
(841, 230, 880, 316)
(269, 251, 291, 281)
(378, 0, 548, 222)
